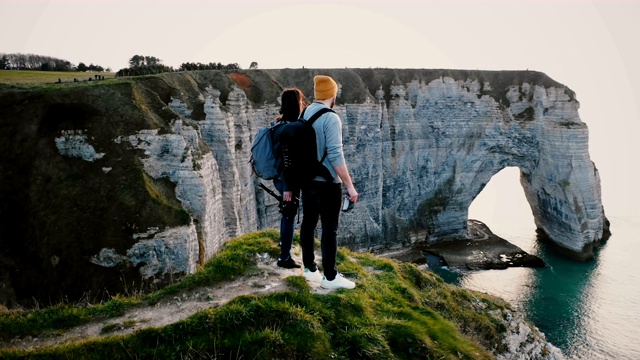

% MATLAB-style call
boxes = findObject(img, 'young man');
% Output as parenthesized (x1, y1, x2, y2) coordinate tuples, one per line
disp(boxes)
(300, 75, 359, 290)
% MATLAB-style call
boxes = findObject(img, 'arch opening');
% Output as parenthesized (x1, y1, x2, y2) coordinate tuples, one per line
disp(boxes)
(468, 166, 537, 253)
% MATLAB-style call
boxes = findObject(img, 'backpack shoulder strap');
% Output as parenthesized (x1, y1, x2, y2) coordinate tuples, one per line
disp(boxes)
(300, 107, 335, 125)
(299, 107, 336, 171)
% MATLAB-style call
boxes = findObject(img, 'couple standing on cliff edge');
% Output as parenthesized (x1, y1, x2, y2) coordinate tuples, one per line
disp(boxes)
(271, 75, 359, 290)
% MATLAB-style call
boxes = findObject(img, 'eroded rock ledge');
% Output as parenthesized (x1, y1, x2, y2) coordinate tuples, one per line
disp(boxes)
(381, 220, 545, 270)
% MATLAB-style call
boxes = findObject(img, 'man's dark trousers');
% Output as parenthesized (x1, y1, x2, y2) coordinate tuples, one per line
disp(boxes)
(300, 180, 342, 281)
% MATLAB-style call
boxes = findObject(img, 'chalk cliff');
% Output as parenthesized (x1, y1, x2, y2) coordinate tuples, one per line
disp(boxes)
(0, 69, 608, 305)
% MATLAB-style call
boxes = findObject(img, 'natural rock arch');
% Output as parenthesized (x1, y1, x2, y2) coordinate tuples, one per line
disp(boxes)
(369, 77, 607, 260)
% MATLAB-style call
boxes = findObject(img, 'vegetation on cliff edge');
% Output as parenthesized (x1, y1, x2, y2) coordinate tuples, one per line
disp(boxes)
(1, 230, 511, 359)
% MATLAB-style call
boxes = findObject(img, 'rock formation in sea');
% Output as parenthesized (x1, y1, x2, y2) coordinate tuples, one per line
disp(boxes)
(0, 69, 608, 305)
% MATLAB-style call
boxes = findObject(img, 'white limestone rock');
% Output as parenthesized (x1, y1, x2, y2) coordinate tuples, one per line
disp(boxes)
(89, 248, 127, 268)
(106, 72, 606, 276)
(89, 226, 199, 280)
(495, 309, 566, 360)
(334, 76, 605, 259)
(127, 225, 199, 280)
(115, 117, 227, 272)
(54, 130, 105, 161)
(168, 97, 192, 118)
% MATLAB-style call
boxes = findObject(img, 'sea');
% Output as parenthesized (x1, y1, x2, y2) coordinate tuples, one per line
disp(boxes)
(431, 167, 640, 360)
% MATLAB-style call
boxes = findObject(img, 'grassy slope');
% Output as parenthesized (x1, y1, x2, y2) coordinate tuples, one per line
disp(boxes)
(0, 230, 510, 360)
(0, 70, 116, 84)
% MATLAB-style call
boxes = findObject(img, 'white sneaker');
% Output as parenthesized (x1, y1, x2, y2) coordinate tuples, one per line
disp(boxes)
(303, 268, 323, 283)
(321, 273, 356, 290)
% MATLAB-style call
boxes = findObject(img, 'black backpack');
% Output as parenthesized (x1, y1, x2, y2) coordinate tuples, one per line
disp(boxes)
(277, 107, 335, 189)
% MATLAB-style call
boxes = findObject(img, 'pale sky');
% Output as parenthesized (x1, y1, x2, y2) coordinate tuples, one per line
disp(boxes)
(2, 0, 639, 218)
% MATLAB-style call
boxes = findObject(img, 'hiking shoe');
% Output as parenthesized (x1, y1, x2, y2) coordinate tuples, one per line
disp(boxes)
(321, 273, 356, 290)
(277, 257, 301, 269)
(303, 268, 323, 283)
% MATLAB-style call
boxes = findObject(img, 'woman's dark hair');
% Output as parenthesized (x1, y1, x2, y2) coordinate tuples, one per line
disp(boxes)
(278, 88, 308, 121)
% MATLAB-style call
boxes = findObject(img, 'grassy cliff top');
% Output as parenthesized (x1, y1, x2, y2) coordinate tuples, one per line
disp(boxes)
(0, 230, 513, 359)
(0, 70, 116, 85)
(0, 68, 574, 108)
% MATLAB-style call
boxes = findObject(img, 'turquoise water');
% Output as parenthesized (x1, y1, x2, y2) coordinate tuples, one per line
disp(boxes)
(438, 168, 640, 360)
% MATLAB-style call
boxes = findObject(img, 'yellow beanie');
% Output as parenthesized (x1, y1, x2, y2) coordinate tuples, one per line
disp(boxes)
(314, 75, 338, 100)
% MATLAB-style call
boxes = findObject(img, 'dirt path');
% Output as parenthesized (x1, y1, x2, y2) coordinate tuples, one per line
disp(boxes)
(2, 248, 332, 351)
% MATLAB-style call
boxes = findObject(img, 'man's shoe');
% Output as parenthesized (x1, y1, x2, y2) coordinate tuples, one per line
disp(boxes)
(303, 268, 323, 283)
(321, 273, 356, 290)
(277, 257, 301, 269)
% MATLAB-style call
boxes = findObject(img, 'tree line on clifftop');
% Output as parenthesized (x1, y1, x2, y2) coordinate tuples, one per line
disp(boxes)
(116, 54, 244, 77)
(0, 53, 110, 72)
(0, 52, 255, 76)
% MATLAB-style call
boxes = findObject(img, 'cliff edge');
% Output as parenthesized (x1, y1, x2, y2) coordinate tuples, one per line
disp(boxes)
(0, 69, 608, 306)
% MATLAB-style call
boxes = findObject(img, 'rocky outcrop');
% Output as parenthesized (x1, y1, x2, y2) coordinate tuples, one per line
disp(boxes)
(384, 220, 546, 270)
(495, 308, 566, 360)
(0, 69, 607, 305)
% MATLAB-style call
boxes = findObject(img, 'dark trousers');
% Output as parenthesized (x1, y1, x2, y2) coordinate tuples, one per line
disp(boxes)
(300, 180, 342, 281)
(273, 178, 299, 261)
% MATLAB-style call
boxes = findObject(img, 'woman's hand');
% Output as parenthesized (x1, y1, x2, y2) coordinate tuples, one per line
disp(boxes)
(283, 191, 292, 202)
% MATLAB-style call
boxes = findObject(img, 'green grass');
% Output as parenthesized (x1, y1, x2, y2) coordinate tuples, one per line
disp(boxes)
(0, 295, 140, 340)
(0, 229, 512, 360)
(0, 230, 280, 340)
(144, 230, 281, 304)
(0, 70, 116, 84)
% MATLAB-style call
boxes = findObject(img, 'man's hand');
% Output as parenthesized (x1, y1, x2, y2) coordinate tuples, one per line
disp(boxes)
(334, 164, 358, 203)
(346, 185, 358, 203)
(283, 191, 292, 202)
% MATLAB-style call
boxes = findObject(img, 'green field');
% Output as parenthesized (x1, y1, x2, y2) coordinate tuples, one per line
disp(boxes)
(0, 70, 116, 84)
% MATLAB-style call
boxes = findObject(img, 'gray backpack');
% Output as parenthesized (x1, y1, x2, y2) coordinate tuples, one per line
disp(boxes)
(250, 122, 285, 180)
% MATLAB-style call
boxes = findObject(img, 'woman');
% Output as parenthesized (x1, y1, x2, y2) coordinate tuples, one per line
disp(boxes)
(272, 88, 309, 269)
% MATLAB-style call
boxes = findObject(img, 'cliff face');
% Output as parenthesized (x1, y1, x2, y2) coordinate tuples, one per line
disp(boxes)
(0, 69, 607, 305)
